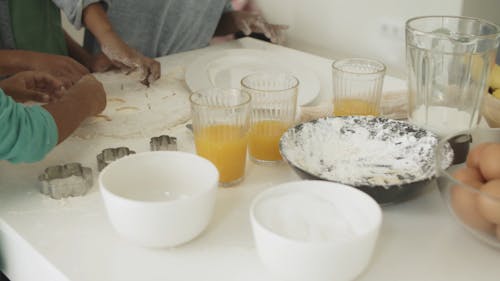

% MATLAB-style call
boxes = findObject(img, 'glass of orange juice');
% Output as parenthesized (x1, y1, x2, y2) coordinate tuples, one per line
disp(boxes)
(332, 58, 386, 116)
(241, 72, 298, 165)
(190, 88, 251, 187)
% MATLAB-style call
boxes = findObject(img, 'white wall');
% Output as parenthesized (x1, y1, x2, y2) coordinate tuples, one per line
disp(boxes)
(255, 0, 465, 77)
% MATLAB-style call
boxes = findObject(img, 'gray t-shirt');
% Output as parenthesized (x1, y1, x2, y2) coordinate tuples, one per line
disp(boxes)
(84, 0, 231, 58)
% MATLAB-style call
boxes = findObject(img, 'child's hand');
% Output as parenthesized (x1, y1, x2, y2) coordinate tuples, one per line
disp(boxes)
(0, 71, 65, 103)
(100, 34, 161, 86)
(231, 11, 288, 45)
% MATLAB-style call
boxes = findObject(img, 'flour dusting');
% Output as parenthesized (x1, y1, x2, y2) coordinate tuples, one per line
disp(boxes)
(280, 116, 453, 188)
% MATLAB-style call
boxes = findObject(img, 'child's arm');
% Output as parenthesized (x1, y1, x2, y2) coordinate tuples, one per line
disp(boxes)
(0, 74, 106, 163)
(64, 30, 113, 72)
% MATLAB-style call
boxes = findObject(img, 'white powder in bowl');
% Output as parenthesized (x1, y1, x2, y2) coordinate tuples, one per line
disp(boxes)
(255, 190, 359, 242)
(280, 116, 451, 188)
(410, 105, 473, 137)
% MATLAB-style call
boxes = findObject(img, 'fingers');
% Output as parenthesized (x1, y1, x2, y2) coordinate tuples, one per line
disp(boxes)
(268, 24, 288, 45)
(239, 18, 253, 36)
(100, 43, 160, 85)
(150, 60, 161, 81)
(254, 18, 272, 39)
(269, 24, 289, 45)
(21, 89, 51, 103)
(31, 72, 65, 101)
(10, 71, 65, 102)
(33, 72, 64, 91)
(237, 12, 288, 44)
(140, 58, 161, 86)
(59, 77, 74, 89)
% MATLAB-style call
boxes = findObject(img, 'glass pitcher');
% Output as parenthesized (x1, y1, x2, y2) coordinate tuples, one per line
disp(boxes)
(406, 16, 500, 137)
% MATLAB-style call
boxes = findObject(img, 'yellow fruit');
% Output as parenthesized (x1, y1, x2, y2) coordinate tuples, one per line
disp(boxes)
(493, 88, 500, 99)
(490, 64, 500, 89)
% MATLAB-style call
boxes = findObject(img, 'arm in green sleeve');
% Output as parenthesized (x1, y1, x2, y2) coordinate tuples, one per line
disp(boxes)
(0, 89, 58, 163)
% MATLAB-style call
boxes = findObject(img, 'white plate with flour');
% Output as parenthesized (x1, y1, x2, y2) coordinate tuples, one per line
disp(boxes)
(185, 49, 320, 106)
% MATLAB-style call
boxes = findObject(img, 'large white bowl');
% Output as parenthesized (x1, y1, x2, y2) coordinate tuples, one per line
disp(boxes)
(250, 180, 382, 281)
(99, 151, 219, 248)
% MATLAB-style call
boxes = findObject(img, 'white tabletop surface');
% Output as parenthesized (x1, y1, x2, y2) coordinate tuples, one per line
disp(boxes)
(1, 38, 499, 281)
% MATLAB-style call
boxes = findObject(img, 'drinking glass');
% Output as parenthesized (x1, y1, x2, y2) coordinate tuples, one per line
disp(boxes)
(406, 16, 500, 137)
(190, 88, 251, 187)
(241, 72, 298, 165)
(332, 58, 386, 116)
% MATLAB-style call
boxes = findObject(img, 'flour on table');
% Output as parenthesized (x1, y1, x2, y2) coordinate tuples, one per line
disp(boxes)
(280, 116, 453, 188)
(73, 70, 191, 139)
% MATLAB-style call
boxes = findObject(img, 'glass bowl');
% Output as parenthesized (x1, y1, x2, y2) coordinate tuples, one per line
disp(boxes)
(436, 127, 500, 248)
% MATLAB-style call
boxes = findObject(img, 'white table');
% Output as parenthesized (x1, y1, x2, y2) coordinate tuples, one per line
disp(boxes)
(1, 38, 498, 281)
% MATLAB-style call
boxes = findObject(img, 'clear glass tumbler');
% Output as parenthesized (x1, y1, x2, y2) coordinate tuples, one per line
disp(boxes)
(406, 16, 500, 137)
(332, 58, 386, 117)
(241, 72, 298, 165)
(190, 88, 251, 187)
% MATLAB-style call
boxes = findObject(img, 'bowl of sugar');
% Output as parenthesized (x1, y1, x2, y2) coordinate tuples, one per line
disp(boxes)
(280, 116, 452, 204)
(250, 180, 382, 281)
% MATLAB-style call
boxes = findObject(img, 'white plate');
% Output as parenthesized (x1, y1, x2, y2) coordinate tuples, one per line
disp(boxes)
(185, 49, 320, 106)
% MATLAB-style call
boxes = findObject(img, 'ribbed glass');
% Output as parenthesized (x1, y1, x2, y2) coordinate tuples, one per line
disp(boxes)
(332, 58, 386, 117)
(241, 72, 298, 165)
(190, 88, 251, 187)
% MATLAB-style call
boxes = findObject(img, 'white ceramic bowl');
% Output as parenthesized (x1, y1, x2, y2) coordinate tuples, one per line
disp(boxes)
(99, 151, 219, 248)
(250, 180, 382, 281)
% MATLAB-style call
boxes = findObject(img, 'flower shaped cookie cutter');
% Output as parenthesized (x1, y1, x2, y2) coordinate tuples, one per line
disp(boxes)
(97, 147, 136, 171)
(150, 135, 177, 151)
(39, 163, 93, 199)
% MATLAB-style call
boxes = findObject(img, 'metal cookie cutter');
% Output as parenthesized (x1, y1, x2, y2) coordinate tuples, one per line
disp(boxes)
(97, 147, 136, 171)
(39, 163, 93, 199)
(150, 135, 177, 151)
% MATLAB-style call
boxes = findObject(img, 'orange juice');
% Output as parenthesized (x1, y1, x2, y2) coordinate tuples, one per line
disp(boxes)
(334, 98, 379, 116)
(195, 125, 248, 184)
(249, 120, 289, 162)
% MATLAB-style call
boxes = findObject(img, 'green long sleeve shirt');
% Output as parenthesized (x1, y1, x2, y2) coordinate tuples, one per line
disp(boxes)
(0, 89, 58, 163)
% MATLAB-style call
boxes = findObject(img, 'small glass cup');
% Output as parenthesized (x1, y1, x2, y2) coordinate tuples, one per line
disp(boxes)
(241, 72, 298, 165)
(190, 88, 251, 187)
(332, 58, 386, 116)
